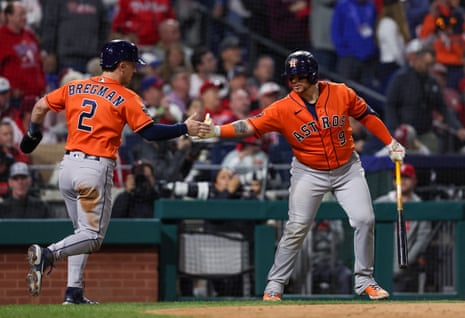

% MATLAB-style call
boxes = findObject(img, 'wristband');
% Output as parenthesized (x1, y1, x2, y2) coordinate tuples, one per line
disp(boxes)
(29, 122, 41, 134)
(218, 124, 235, 138)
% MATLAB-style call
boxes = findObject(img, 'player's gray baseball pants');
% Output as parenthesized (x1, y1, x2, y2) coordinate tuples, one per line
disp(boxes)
(47, 151, 115, 288)
(265, 152, 376, 295)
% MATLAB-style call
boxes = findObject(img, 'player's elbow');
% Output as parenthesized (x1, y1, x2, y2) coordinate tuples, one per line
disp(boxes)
(32, 98, 51, 119)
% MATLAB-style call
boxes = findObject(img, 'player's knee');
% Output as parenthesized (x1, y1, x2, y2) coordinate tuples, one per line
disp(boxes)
(280, 221, 311, 250)
(88, 237, 104, 252)
(350, 213, 374, 229)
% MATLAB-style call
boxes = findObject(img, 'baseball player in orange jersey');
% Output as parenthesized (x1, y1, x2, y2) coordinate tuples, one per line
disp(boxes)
(200, 51, 406, 300)
(20, 39, 210, 304)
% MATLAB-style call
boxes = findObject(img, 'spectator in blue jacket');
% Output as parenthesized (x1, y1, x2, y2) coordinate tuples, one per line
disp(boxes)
(403, 0, 429, 38)
(330, 0, 378, 87)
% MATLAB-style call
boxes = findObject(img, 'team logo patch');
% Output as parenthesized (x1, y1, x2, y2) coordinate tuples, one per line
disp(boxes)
(252, 112, 264, 118)
(289, 58, 298, 68)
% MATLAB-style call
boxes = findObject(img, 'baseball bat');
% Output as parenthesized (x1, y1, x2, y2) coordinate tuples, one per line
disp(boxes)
(395, 160, 408, 269)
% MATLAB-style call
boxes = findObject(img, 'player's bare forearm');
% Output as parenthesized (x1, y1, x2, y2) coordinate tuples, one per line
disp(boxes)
(214, 119, 256, 138)
(30, 97, 50, 125)
(229, 120, 255, 138)
(21, 97, 48, 154)
(199, 117, 256, 139)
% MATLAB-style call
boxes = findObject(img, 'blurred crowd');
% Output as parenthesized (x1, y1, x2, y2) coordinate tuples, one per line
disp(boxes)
(0, 0, 465, 216)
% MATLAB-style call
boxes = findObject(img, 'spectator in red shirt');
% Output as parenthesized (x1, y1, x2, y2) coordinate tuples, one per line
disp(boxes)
(218, 88, 251, 125)
(199, 80, 224, 124)
(111, 0, 176, 47)
(0, 1, 45, 107)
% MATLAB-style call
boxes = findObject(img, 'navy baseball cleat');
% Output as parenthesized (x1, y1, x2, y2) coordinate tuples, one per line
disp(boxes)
(26, 244, 54, 296)
(63, 287, 99, 304)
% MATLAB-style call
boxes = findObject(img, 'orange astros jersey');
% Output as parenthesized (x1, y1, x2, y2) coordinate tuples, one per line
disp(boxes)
(248, 81, 367, 170)
(45, 76, 153, 159)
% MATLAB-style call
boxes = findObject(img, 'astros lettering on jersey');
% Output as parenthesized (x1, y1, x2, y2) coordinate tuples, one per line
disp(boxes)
(248, 82, 365, 170)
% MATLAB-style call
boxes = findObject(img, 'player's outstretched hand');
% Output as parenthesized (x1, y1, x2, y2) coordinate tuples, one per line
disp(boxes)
(197, 114, 219, 139)
(20, 130, 43, 154)
(184, 112, 211, 137)
(387, 139, 405, 163)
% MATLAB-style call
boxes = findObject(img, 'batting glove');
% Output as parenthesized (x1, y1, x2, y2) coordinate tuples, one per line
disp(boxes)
(198, 114, 220, 139)
(387, 139, 405, 162)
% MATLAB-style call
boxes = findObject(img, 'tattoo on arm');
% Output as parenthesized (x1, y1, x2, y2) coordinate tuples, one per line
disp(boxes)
(232, 120, 250, 137)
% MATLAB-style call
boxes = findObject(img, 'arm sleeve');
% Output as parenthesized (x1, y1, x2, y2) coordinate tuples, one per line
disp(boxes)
(359, 113, 393, 145)
(137, 123, 188, 141)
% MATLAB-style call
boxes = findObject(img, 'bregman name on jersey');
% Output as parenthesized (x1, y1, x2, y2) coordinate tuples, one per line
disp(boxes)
(68, 83, 125, 106)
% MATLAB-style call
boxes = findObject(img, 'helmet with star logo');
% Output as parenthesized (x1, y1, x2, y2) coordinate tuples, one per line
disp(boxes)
(100, 39, 146, 71)
(282, 50, 319, 84)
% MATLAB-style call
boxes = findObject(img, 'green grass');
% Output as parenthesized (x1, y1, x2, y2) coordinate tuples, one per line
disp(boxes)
(0, 300, 337, 318)
(0, 300, 461, 318)
(3, 302, 168, 318)
(1, 301, 258, 318)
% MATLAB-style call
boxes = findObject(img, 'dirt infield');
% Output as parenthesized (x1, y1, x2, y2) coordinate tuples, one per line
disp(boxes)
(149, 302, 465, 318)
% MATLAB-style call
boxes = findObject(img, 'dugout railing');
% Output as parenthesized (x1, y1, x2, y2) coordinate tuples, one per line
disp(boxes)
(156, 199, 465, 301)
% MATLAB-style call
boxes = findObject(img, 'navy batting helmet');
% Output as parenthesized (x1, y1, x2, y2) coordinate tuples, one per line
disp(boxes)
(283, 50, 319, 84)
(100, 40, 146, 70)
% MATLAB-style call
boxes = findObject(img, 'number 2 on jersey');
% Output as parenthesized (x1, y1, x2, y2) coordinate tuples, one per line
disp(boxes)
(78, 99, 97, 132)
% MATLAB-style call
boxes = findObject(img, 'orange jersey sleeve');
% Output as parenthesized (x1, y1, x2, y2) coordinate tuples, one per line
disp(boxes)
(359, 114, 392, 145)
(45, 76, 153, 159)
(248, 82, 368, 170)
